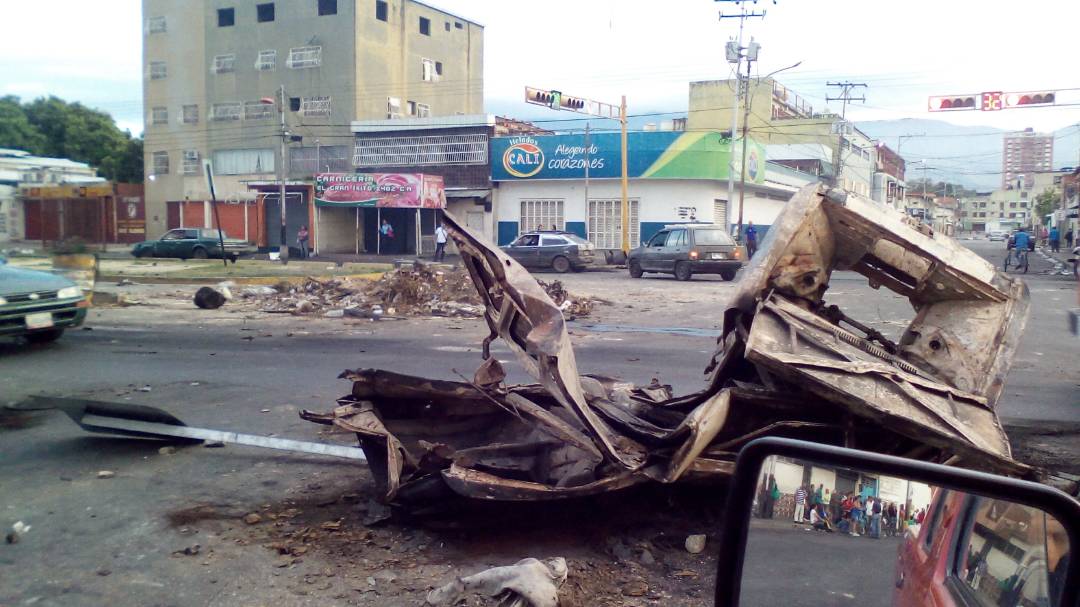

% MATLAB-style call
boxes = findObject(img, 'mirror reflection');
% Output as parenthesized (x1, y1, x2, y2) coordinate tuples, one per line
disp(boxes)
(742, 456, 1070, 607)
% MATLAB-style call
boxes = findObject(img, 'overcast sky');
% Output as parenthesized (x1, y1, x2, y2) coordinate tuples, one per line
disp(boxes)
(2, 0, 1079, 137)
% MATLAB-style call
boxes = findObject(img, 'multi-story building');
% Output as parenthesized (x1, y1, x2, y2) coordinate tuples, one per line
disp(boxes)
(958, 192, 992, 233)
(687, 77, 877, 198)
(1002, 128, 1053, 190)
(872, 142, 906, 210)
(141, 0, 483, 244)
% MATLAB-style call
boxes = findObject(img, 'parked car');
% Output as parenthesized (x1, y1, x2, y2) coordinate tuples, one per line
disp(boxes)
(500, 231, 596, 273)
(0, 255, 89, 343)
(988, 230, 1007, 242)
(131, 228, 257, 261)
(628, 224, 743, 281)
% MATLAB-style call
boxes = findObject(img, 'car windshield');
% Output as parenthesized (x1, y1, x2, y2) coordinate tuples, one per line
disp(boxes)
(692, 229, 734, 246)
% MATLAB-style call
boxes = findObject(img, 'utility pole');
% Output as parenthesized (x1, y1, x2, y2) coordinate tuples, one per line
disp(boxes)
(718, 1, 766, 238)
(276, 85, 289, 265)
(826, 81, 866, 190)
(619, 96, 629, 253)
(735, 53, 754, 243)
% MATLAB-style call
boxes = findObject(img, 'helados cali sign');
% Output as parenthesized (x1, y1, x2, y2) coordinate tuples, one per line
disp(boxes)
(492, 131, 764, 183)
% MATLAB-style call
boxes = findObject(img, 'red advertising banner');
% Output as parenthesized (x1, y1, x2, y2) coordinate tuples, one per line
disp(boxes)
(314, 173, 446, 208)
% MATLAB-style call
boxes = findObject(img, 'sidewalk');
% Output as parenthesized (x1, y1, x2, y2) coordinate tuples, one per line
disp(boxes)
(1034, 245, 1075, 276)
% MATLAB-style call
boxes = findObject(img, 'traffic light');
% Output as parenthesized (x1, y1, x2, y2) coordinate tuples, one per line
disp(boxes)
(928, 95, 977, 112)
(1003, 91, 1056, 108)
(525, 87, 561, 108)
(560, 96, 585, 111)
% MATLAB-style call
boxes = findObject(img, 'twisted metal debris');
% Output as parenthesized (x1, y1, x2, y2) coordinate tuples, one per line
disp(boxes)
(302, 183, 1055, 506)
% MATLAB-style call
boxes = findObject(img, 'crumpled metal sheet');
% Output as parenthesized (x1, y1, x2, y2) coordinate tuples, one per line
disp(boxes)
(303, 182, 1044, 505)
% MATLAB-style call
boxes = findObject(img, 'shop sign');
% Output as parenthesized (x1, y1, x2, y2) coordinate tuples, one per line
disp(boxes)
(315, 173, 446, 209)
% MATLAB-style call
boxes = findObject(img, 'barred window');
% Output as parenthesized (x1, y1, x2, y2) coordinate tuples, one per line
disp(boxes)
(182, 150, 201, 175)
(353, 134, 488, 167)
(210, 103, 242, 122)
(255, 50, 276, 71)
(300, 96, 331, 117)
(520, 200, 564, 234)
(287, 46, 322, 69)
(212, 54, 236, 74)
(244, 101, 273, 121)
(151, 106, 168, 125)
(182, 104, 199, 124)
(387, 97, 401, 119)
(588, 199, 639, 249)
(146, 16, 167, 34)
(149, 61, 167, 80)
(290, 145, 350, 174)
(415, 103, 431, 118)
(152, 151, 170, 175)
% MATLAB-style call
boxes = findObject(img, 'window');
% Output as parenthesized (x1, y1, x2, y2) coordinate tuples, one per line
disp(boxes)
(257, 3, 274, 22)
(151, 106, 168, 125)
(415, 103, 431, 118)
(406, 100, 416, 116)
(419, 16, 430, 35)
(300, 95, 332, 117)
(520, 200, 564, 233)
(217, 8, 234, 27)
(182, 150, 201, 175)
(647, 231, 668, 247)
(1020, 202, 1028, 208)
(665, 229, 687, 247)
(212, 54, 236, 74)
(353, 134, 488, 167)
(152, 151, 170, 175)
(588, 199, 640, 249)
(421, 58, 437, 81)
(319, 0, 337, 16)
(146, 16, 167, 34)
(210, 102, 242, 122)
(243, 101, 273, 121)
(1009, 202, 1016, 208)
(386, 97, 401, 118)
(256, 50, 276, 70)
(512, 234, 539, 248)
(182, 104, 199, 124)
(287, 46, 322, 69)
(289, 97, 302, 111)
(212, 149, 275, 175)
(435, 61, 443, 76)
(290, 145, 350, 173)
(1020, 191, 1028, 198)
(540, 236, 568, 247)
(375, 0, 387, 21)
(149, 61, 167, 80)
(445, 21, 450, 31)
(455, 21, 463, 29)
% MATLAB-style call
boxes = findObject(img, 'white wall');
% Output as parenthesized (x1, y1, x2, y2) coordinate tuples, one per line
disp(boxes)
(772, 460, 805, 494)
(317, 206, 362, 254)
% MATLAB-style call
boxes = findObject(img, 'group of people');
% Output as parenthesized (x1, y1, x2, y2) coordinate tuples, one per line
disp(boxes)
(759, 477, 925, 540)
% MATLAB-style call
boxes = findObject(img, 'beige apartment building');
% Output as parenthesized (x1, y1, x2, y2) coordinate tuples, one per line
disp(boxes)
(687, 77, 879, 199)
(141, 0, 483, 240)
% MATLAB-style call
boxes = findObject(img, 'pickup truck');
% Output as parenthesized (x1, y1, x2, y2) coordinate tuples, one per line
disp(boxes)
(131, 228, 257, 261)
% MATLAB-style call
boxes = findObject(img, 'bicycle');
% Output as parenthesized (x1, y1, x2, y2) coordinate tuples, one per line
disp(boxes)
(1003, 248, 1028, 274)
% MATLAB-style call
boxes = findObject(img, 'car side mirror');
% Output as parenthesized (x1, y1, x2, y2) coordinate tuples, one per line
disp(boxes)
(714, 438, 1080, 607)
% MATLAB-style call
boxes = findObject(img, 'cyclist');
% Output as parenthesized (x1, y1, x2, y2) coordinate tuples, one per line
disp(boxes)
(1006, 226, 1031, 271)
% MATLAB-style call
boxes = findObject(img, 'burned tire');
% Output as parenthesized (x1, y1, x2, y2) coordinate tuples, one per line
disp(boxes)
(192, 247, 209, 260)
(720, 269, 736, 281)
(25, 329, 64, 344)
(674, 261, 692, 281)
(551, 256, 571, 273)
(629, 260, 644, 278)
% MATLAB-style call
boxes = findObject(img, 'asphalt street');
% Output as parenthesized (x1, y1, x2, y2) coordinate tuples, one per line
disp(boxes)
(741, 521, 903, 607)
(0, 237, 1076, 606)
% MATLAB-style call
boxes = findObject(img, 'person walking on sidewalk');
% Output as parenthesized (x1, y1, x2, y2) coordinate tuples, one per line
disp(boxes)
(869, 497, 883, 539)
(794, 485, 808, 524)
(434, 223, 448, 262)
(296, 225, 309, 259)
(1050, 225, 1061, 253)
(745, 221, 758, 258)
(379, 219, 395, 254)
(1066, 228, 1074, 249)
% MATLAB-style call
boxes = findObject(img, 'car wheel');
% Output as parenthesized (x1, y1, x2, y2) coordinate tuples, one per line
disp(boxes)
(26, 329, 64, 344)
(674, 261, 692, 281)
(551, 256, 571, 273)
(720, 270, 736, 281)
(192, 247, 209, 259)
(629, 260, 644, 278)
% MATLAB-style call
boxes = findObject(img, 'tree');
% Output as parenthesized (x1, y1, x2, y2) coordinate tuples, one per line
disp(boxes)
(0, 95, 142, 183)
(1034, 188, 1057, 221)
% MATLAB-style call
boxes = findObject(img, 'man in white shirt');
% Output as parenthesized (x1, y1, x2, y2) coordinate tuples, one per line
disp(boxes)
(434, 223, 448, 262)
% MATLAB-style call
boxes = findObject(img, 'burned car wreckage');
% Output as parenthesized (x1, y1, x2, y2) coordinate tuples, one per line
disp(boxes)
(302, 183, 1046, 507)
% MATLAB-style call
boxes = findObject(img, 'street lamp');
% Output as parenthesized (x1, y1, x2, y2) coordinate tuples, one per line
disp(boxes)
(261, 90, 288, 264)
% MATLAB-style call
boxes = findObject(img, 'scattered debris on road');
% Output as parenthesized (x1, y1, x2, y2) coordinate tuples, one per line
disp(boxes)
(241, 264, 598, 319)
(303, 183, 1074, 508)
(426, 557, 568, 607)
(5, 521, 31, 545)
(97, 470, 115, 479)
(684, 535, 706, 554)
(243, 513, 262, 525)
(194, 286, 228, 309)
